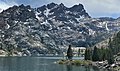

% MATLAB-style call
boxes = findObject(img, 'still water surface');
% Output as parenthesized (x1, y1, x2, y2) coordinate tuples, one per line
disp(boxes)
(0, 57, 108, 71)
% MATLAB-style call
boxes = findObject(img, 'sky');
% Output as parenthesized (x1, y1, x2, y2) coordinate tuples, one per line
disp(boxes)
(0, 0, 120, 18)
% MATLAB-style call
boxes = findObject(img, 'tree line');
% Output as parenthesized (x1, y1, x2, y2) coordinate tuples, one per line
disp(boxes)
(85, 31, 120, 64)
(85, 46, 114, 64)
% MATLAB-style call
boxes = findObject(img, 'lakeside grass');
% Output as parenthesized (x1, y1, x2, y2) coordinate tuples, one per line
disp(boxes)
(57, 59, 92, 66)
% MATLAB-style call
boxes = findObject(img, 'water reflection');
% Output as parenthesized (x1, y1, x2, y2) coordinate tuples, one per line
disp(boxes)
(0, 57, 109, 71)
(85, 66, 90, 71)
(0, 57, 41, 71)
(92, 66, 100, 71)
(66, 65, 73, 71)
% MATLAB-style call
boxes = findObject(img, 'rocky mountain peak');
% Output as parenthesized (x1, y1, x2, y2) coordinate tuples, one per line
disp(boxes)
(36, 3, 90, 19)
(47, 2, 58, 9)
(0, 8, 3, 13)
(0, 4, 36, 22)
(70, 4, 84, 12)
(69, 4, 90, 18)
(0, 3, 119, 56)
(59, 3, 65, 8)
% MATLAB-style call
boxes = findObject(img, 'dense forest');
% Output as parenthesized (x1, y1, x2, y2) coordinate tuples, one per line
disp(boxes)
(85, 31, 120, 64)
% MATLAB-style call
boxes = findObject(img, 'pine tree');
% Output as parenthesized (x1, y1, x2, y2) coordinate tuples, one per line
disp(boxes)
(67, 45, 73, 60)
(101, 48, 107, 61)
(85, 48, 92, 60)
(92, 46, 99, 61)
(107, 48, 114, 64)
(78, 49, 80, 57)
(85, 48, 88, 60)
(98, 48, 104, 61)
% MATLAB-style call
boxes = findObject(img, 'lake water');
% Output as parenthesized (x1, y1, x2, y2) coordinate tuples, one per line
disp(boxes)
(0, 57, 109, 71)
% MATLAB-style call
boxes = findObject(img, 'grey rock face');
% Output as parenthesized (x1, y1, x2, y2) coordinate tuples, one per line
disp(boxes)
(0, 3, 119, 56)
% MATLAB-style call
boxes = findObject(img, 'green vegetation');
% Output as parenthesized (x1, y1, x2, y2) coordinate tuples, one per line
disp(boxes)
(78, 49, 80, 56)
(58, 31, 120, 71)
(58, 59, 66, 64)
(57, 60, 92, 66)
(92, 46, 99, 61)
(109, 32, 120, 55)
(85, 46, 114, 64)
(5, 44, 15, 56)
(73, 60, 92, 66)
(85, 48, 92, 60)
(107, 48, 114, 64)
(67, 45, 73, 60)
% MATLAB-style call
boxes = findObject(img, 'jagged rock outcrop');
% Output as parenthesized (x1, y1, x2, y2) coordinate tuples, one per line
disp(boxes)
(0, 3, 120, 56)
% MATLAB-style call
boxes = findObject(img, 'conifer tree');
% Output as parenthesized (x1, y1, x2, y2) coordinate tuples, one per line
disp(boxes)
(67, 45, 73, 60)
(85, 48, 92, 60)
(92, 46, 99, 61)
(107, 48, 114, 64)
(78, 49, 80, 57)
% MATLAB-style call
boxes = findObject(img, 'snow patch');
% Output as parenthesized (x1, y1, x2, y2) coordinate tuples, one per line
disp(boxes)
(28, 9, 31, 12)
(41, 20, 47, 25)
(6, 24, 10, 29)
(67, 27, 71, 30)
(28, 26, 30, 28)
(44, 8, 50, 17)
(48, 24, 52, 30)
(24, 22, 29, 25)
(65, 11, 70, 14)
(81, 9, 84, 12)
(14, 31, 19, 35)
(44, 34, 49, 37)
(14, 21, 18, 23)
(35, 12, 41, 21)
(76, 18, 80, 22)
(89, 29, 95, 35)
(92, 19, 97, 21)
(97, 25, 103, 28)
(76, 15, 85, 21)
(102, 21, 106, 25)
(105, 22, 109, 31)
(36, 15, 40, 21)
(49, 12, 54, 15)
(79, 31, 83, 34)
(97, 22, 105, 28)
(80, 15, 85, 19)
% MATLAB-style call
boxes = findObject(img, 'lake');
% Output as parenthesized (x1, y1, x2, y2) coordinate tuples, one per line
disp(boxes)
(0, 57, 109, 71)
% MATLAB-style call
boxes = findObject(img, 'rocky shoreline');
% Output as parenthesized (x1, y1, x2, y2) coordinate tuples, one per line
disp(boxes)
(92, 61, 120, 71)
(56, 60, 120, 71)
